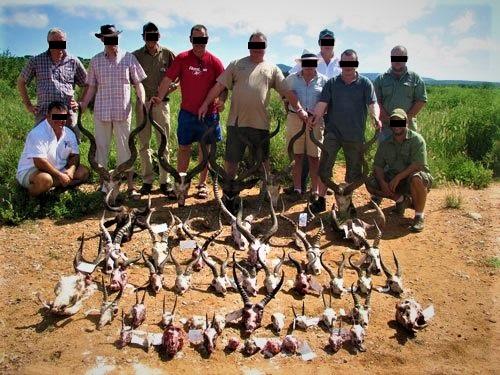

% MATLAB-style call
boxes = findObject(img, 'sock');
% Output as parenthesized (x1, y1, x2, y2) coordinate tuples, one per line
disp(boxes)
(396, 196, 404, 203)
(415, 211, 424, 218)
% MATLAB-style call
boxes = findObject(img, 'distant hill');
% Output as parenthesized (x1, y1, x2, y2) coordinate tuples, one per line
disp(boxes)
(276, 64, 499, 87)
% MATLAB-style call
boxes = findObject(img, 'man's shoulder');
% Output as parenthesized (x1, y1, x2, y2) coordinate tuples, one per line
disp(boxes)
(27, 121, 48, 140)
(90, 51, 105, 62)
(132, 46, 144, 56)
(174, 50, 192, 60)
(358, 74, 373, 85)
(408, 129, 426, 144)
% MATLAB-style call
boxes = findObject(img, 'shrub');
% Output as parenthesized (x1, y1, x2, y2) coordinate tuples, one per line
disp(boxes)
(444, 156, 492, 189)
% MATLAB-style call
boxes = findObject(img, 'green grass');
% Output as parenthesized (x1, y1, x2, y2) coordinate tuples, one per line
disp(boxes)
(484, 257, 500, 269)
(1, 52, 499, 225)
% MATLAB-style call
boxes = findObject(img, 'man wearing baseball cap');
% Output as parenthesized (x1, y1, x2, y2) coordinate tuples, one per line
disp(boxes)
(365, 108, 433, 232)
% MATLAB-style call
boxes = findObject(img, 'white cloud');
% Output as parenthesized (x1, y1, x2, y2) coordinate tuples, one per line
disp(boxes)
(0, 10, 49, 28)
(450, 10, 475, 35)
(283, 34, 304, 48)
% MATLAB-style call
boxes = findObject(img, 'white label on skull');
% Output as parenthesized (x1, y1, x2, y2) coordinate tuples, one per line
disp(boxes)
(131, 330, 148, 347)
(298, 342, 316, 360)
(76, 262, 96, 274)
(180, 240, 197, 250)
(298, 213, 308, 227)
(188, 329, 203, 343)
(152, 223, 168, 234)
(422, 305, 435, 320)
(149, 333, 163, 346)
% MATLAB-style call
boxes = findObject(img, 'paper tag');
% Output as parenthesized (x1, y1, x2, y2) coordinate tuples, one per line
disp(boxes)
(253, 337, 268, 349)
(188, 329, 203, 343)
(148, 332, 163, 346)
(305, 317, 320, 327)
(152, 223, 168, 234)
(225, 309, 242, 322)
(180, 240, 196, 250)
(77, 262, 97, 274)
(298, 213, 308, 227)
(298, 342, 316, 361)
(338, 308, 346, 317)
(131, 330, 148, 347)
(422, 305, 435, 321)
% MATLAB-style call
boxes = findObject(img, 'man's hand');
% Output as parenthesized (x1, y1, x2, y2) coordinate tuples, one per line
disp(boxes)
(214, 99, 225, 113)
(297, 108, 308, 122)
(198, 102, 209, 120)
(373, 118, 382, 130)
(78, 102, 87, 113)
(379, 108, 390, 122)
(57, 172, 71, 187)
(388, 174, 402, 193)
(150, 96, 162, 105)
(26, 103, 39, 115)
(70, 99, 78, 111)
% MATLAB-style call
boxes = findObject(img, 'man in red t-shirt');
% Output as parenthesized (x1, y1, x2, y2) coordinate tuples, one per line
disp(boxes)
(152, 24, 225, 199)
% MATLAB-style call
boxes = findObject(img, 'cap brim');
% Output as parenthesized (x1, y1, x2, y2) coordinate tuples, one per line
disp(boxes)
(95, 30, 122, 38)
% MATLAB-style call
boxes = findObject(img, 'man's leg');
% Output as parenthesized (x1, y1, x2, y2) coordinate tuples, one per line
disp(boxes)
(409, 173, 430, 232)
(313, 133, 341, 213)
(136, 100, 153, 193)
(292, 154, 304, 192)
(224, 126, 245, 180)
(28, 171, 54, 197)
(306, 120, 323, 195)
(94, 117, 113, 181)
(155, 102, 171, 188)
(113, 117, 135, 191)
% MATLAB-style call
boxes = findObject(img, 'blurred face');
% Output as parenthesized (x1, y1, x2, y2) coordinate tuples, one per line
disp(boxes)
(190, 29, 208, 57)
(47, 108, 69, 131)
(143, 32, 160, 50)
(249, 35, 266, 61)
(319, 35, 334, 56)
(391, 48, 407, 73)
(340, 53, 357, 76)
(301, 66, 316, 77)
(101, 35, 119, 55)
(48, 32, 66, 59)
(390, 117, 407, 136)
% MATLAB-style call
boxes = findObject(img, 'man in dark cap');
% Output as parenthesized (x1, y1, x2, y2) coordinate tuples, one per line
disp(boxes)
(133, 22, 177, 198)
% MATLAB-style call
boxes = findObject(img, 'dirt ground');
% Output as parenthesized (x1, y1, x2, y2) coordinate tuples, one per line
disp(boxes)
(0, 171, 498, 375)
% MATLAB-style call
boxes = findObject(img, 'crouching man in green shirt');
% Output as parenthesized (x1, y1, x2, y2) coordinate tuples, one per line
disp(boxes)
(365, 108, 432, 232)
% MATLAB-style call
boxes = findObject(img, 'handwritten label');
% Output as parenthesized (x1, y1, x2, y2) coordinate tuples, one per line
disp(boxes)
(76, 262, 96, 274)
(131, 330, 148, 347)
(180, 240, 196, 250)
(188, 329, 203, 343)
(422, 305, 435, 321)
(152, 223, 168, 234)
(148, 332, 163, 346)
(298, 342, 316, 361)
(298, 213, 308, 227)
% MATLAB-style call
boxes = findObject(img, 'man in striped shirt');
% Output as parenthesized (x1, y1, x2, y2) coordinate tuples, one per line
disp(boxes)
(80, 25, 146, 196)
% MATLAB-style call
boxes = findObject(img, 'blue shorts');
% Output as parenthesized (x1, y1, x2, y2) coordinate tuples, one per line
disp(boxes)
(177, 109, 222, 146)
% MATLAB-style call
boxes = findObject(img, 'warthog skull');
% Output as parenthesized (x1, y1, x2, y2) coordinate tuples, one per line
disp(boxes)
(395, 298, 430, 333)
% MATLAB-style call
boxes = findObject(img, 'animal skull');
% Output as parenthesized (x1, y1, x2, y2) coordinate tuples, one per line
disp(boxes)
(351, 284, 371, 328)
(320, 252, 346, 296)
(130, 290, 147, 328)
(395, 298, 430, 333)
(379, 251, 404, 295)
(271, 312, 286, 334)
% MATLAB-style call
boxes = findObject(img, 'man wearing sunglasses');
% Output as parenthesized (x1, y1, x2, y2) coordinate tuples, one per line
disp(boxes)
(16, 101, 89, 196)
(152, 24, 225, 200)
(310, 49, 381, 214)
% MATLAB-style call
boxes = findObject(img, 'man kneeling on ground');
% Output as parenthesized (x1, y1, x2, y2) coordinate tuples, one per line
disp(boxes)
(365, 108, 432, 232)
(16, 101, 89, 197)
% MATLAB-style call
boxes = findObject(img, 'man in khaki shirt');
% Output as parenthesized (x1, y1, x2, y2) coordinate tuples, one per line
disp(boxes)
(199, 32, 287, 186)
(133, 22, 177, 197)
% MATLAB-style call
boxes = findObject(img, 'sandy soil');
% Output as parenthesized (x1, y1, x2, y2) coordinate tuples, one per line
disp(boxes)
(0, 173, 498, 375)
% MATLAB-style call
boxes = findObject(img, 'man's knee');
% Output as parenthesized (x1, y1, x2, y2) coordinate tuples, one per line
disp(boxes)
(30, 172, 53, 195)
(410, 175, 425, 189)
(76, 165, 90, 181)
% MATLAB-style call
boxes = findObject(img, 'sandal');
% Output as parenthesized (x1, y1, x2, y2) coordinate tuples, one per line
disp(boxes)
(195, 183, 209, 199)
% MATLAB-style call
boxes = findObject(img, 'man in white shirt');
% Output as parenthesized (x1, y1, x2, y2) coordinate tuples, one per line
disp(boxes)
(16, 101, 89, 196)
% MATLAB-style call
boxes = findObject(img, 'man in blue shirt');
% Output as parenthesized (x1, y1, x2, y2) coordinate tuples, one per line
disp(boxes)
(309, 49, 381, 213)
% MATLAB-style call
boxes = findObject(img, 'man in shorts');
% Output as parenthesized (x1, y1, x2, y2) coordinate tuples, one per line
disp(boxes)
(16, 101, 89, 197)
(365, 108, 433, 232)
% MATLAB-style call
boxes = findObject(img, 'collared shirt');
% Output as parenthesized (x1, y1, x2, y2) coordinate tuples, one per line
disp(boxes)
(373, 129, 430, 175)
(86, 49, 147, 121)
(133, 45, 175, 99)
(16, 119, 79, 179)
(165, 50, 224, 115)
(319, 73, 377, 142)
(284, 71, 328, 112)
(217, 56, 286, 130)
(20, 50, 87, 118)
(373, 68, 427, 129)
(289, 53, 341, 79)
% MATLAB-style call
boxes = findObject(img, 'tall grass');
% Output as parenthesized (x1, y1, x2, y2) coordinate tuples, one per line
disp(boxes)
(0, 52, 498, 225)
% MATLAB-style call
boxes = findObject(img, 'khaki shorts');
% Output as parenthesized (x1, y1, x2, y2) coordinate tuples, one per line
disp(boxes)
(285, 113, 323, 158)
(366, 170, 433, 195)
(16, 166, 38, 188)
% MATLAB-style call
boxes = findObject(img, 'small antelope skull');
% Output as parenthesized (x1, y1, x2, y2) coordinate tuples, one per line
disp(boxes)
(349, 254, 372, 296)
(379, 251, 404, 295)
(351, 283, 372, 328)
(97, 276, 123, 330)
(258, 248, 285, 294)
(320, 252, 346, 296)
(130, 289, 147, 328)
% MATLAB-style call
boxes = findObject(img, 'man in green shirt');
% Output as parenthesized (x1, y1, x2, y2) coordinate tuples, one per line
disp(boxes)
(373, 45, 427, 141)
(366, 108, 433, 232)
(133, 22, 177, 198)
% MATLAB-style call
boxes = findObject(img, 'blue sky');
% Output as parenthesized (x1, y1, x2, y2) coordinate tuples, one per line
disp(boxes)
(1, 0, 499, 81)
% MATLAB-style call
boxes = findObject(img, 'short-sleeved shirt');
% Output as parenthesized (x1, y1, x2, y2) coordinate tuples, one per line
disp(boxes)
(217, 56, 286, 130)
(289, 53, 341, 79)
(319, 73, 377, 142)
(373, 129, 430, 175)
(284, 71, 328, 112)
(16, 119, 79, 179)
(373, 68, 427, 128)
(86, 50, 147, 122)
(165, 50, 224, 115)
(20, 50, 87, 118)
(133, 45, 175, 99)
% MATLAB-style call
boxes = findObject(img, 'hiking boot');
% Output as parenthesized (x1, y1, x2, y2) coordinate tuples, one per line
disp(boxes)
(139, 183, 153, 195)
(392, 195, 412, 216)
(310, 196, 326, 214)
(410, 216, 425, 232)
